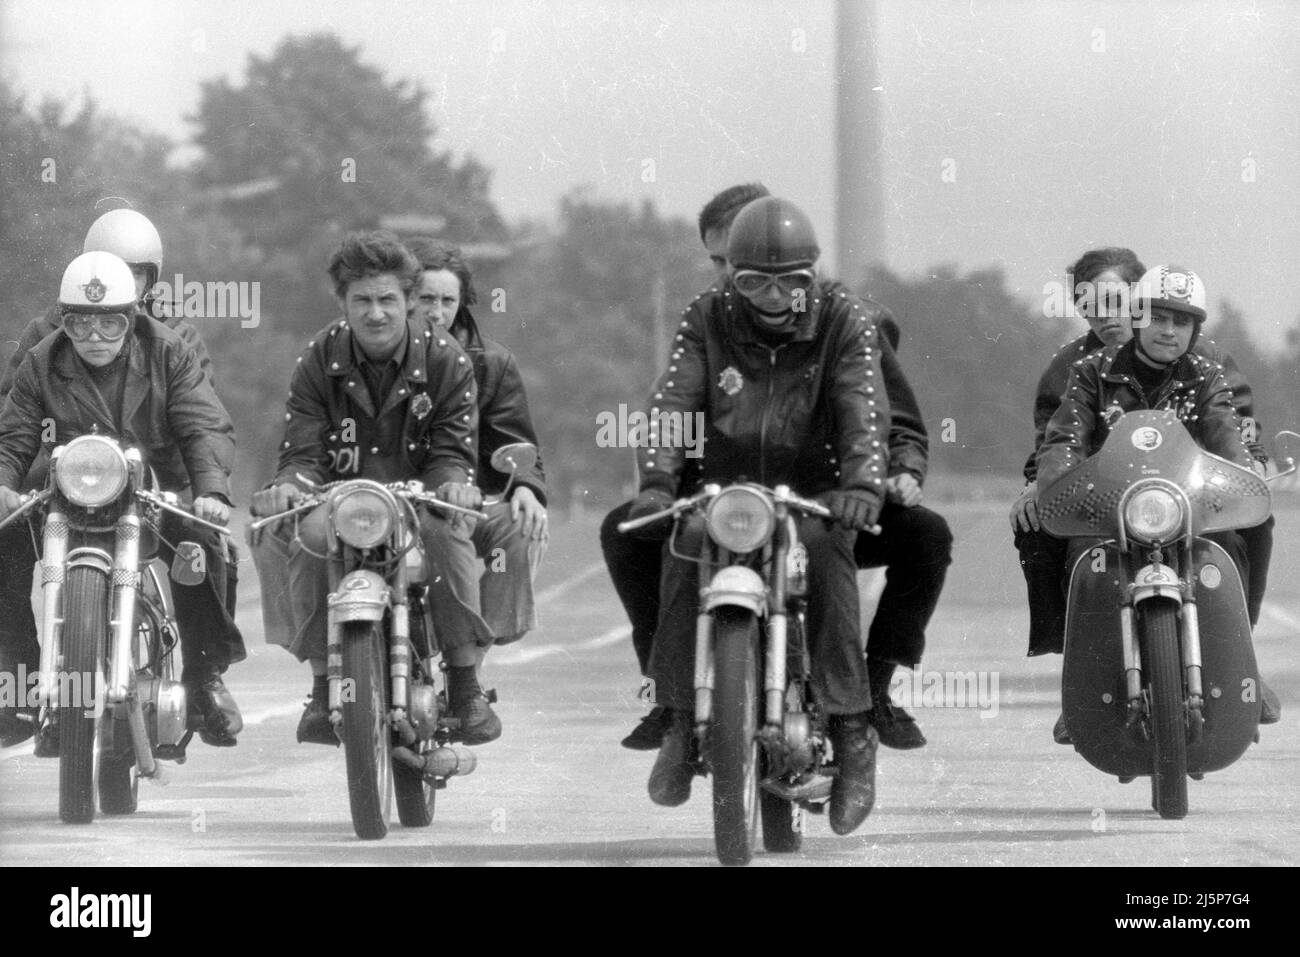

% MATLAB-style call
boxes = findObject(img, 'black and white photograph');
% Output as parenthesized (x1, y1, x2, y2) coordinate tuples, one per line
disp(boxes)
(0, 0, 1296, 899)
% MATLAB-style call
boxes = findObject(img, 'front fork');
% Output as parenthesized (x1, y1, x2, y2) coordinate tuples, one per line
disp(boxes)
(325, 545, 409, 726)
(1120, 544, 1203, 731)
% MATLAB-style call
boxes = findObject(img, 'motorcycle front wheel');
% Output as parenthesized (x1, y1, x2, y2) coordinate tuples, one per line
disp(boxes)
(711, 607, 761, 866)
(59, 566, 108, 825)
(340, 620, 393, 840)
(394, 682, 436, 828)
(1140, 598, 1188, 819)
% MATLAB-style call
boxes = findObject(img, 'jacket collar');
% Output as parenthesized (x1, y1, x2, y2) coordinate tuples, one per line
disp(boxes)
(723, 280, 824, 347)
(1101, 340, 1201, 395)
(50, 316, 152, 433)
(322, 318, 437, 418)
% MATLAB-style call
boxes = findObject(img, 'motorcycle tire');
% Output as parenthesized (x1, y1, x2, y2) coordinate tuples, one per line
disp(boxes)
(59, 566, 108, 825)
(711, 607, 761, 866)
(340, 620, 393, 840)
(1140, 598, 1188, 820)
(395, 681, 436, 828)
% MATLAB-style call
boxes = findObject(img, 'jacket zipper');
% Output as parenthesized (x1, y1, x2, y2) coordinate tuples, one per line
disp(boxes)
(757, 343, 787, 487)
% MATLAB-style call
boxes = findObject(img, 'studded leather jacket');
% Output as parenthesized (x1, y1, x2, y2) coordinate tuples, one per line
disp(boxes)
(638, 279, 892, 509)
(1036, 340, 1254, 490)
(1022, 330, 1265, 483)
(272, 318, 477, 492)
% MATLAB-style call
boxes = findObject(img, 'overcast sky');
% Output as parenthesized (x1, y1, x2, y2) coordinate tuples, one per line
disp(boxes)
(4, 0, 1298, 343)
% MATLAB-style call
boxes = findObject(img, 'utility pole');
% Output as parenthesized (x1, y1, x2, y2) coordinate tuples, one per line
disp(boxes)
(835, 0, 886, 285)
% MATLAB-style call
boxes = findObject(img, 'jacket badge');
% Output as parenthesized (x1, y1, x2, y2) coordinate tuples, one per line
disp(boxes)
(718, 367, 744, 396)
(1101, 404, 1124, 429)
(411, 393, 433, 420)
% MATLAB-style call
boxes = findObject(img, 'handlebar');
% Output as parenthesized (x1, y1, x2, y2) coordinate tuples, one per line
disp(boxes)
(0, 488, 53, 533)
(248, 478, 489, 532)
(617, 484, 881, 536)
(136, 490, 233, 537)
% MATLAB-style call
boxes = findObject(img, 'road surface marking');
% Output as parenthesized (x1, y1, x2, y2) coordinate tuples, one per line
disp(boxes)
(493, 625, 631, 666)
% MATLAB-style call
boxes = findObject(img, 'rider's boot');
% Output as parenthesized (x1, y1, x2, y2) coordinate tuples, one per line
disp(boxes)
(447, 665, 502, 745)
(647, 708, 694, 806)
(184, 663, 242, 747)
(829, 712, 878, 835)
(297, 673, 338, 746)
(622, 704, 672, 750)
(1052, 713, 1072, 744)
(866, 659, 926, 750)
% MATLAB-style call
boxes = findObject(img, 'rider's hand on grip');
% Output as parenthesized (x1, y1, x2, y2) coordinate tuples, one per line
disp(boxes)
(193, 496, 231, 526)
(0, 487, 21, 523)
(819, 489, 881, 531)
(436, 482, 483, 532)
(250, 483, 301, 518)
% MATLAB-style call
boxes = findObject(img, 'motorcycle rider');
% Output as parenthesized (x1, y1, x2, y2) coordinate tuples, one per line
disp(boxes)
(630, 196, 890, 835)
(248, 232, 500, 746)
(404, 238, 548, 657)
(0, 251, 244, 749)
(1037, 264, 1281, 718)
(606, 184, 950, 752)
(1013, 251, 1279, 737)
(0, 208, 236, 748)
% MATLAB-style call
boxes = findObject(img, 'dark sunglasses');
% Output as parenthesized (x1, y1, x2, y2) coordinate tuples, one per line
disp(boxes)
(732, 269, 817, 297)
(62, 312, 131, 342)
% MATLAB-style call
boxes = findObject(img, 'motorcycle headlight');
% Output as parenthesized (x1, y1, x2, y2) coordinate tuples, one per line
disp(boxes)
(55, 436, 129, 508)
(706, 486, 775, 553)
(1124, 486, 1185, 543)
(333, 487, 395, 549)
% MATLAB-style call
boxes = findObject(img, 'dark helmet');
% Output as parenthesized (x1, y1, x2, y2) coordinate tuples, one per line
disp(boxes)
(726, 197, 820, 271)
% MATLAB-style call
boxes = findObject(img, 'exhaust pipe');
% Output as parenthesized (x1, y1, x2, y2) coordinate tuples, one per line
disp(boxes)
(391, 745, 477, 780)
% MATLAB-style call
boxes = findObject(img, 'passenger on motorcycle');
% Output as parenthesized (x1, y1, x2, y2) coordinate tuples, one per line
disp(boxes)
(1036, 264, 1281, 725)
(0, 251, 245, 748)
(1014, 253, 1279, 735)
(404, 236, 548, 646)
(248, 232, 501, 746)
(631, 196, 890, 835)
(605, 184, 952, 753)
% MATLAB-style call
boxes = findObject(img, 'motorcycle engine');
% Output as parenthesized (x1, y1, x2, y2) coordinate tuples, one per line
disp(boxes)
(138, 676, 188, 747)
(408, 684, 440, 739)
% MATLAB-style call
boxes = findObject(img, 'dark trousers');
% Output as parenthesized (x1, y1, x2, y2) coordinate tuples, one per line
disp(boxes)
(648, 514, 871, 715)
(1014, 521, 1264, 657)
(600, 500, 954, 675)
(0, 513, 244, 677)
(854, 503, 953, 667)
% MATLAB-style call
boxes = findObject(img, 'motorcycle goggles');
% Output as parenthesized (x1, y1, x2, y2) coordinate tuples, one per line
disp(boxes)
(731, 268, 817, 298)
(61, 311, 131, 342)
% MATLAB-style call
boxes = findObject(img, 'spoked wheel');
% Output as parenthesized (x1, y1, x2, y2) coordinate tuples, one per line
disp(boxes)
(710, 607, 761, 866)
(60, 567, 109, 825)
(1140, 598, 1188, 820)
(394, 681, 436, 828)
(340, 621, 393, 840)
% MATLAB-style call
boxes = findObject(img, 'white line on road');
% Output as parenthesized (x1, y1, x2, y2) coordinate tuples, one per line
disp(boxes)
(493, 625, 631, 667)
(1261, 601, 1300, 633)
(534, 561, 607, 607)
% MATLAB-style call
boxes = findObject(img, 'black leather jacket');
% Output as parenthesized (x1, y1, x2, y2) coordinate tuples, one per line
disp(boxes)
(639, 279, 892, 509)
(1037, 340, 1254, 490)
(273, 318, 477, 491)
(450, 311, 547, 505)
(1023, 330, 1264, 482)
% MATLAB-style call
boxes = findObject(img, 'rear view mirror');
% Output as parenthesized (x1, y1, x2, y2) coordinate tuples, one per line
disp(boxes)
(1270, 431, 1300, 482)
(490, 442, 537, 476)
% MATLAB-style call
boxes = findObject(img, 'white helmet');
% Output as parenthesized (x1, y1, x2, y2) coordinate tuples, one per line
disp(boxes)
(83, 209, 163, 288)
(58, 251, 138, 312)
(1133, 264, 1207, 322)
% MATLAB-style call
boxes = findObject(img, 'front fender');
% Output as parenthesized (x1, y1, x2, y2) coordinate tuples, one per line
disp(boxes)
(702, 566, 767, 616)
(328, 570, 391, 624)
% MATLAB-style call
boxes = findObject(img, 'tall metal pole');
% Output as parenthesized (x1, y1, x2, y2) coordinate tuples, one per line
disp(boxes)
(836, 0, 886, 286)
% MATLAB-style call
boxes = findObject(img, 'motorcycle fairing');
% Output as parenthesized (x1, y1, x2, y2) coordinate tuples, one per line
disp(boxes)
(1061, 539, 1259, 778)
(1040, 410, 1270, 540)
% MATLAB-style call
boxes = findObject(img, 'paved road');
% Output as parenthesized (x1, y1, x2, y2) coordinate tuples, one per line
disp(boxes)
(2, 502, 1297, 866)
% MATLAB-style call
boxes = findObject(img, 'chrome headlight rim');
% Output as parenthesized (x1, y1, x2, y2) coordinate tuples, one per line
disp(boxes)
(705, 485, 776, 553)
(55, 435, 130, 508)
(1122, 482, 1186, 545)
(331, 482, 398, 550)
